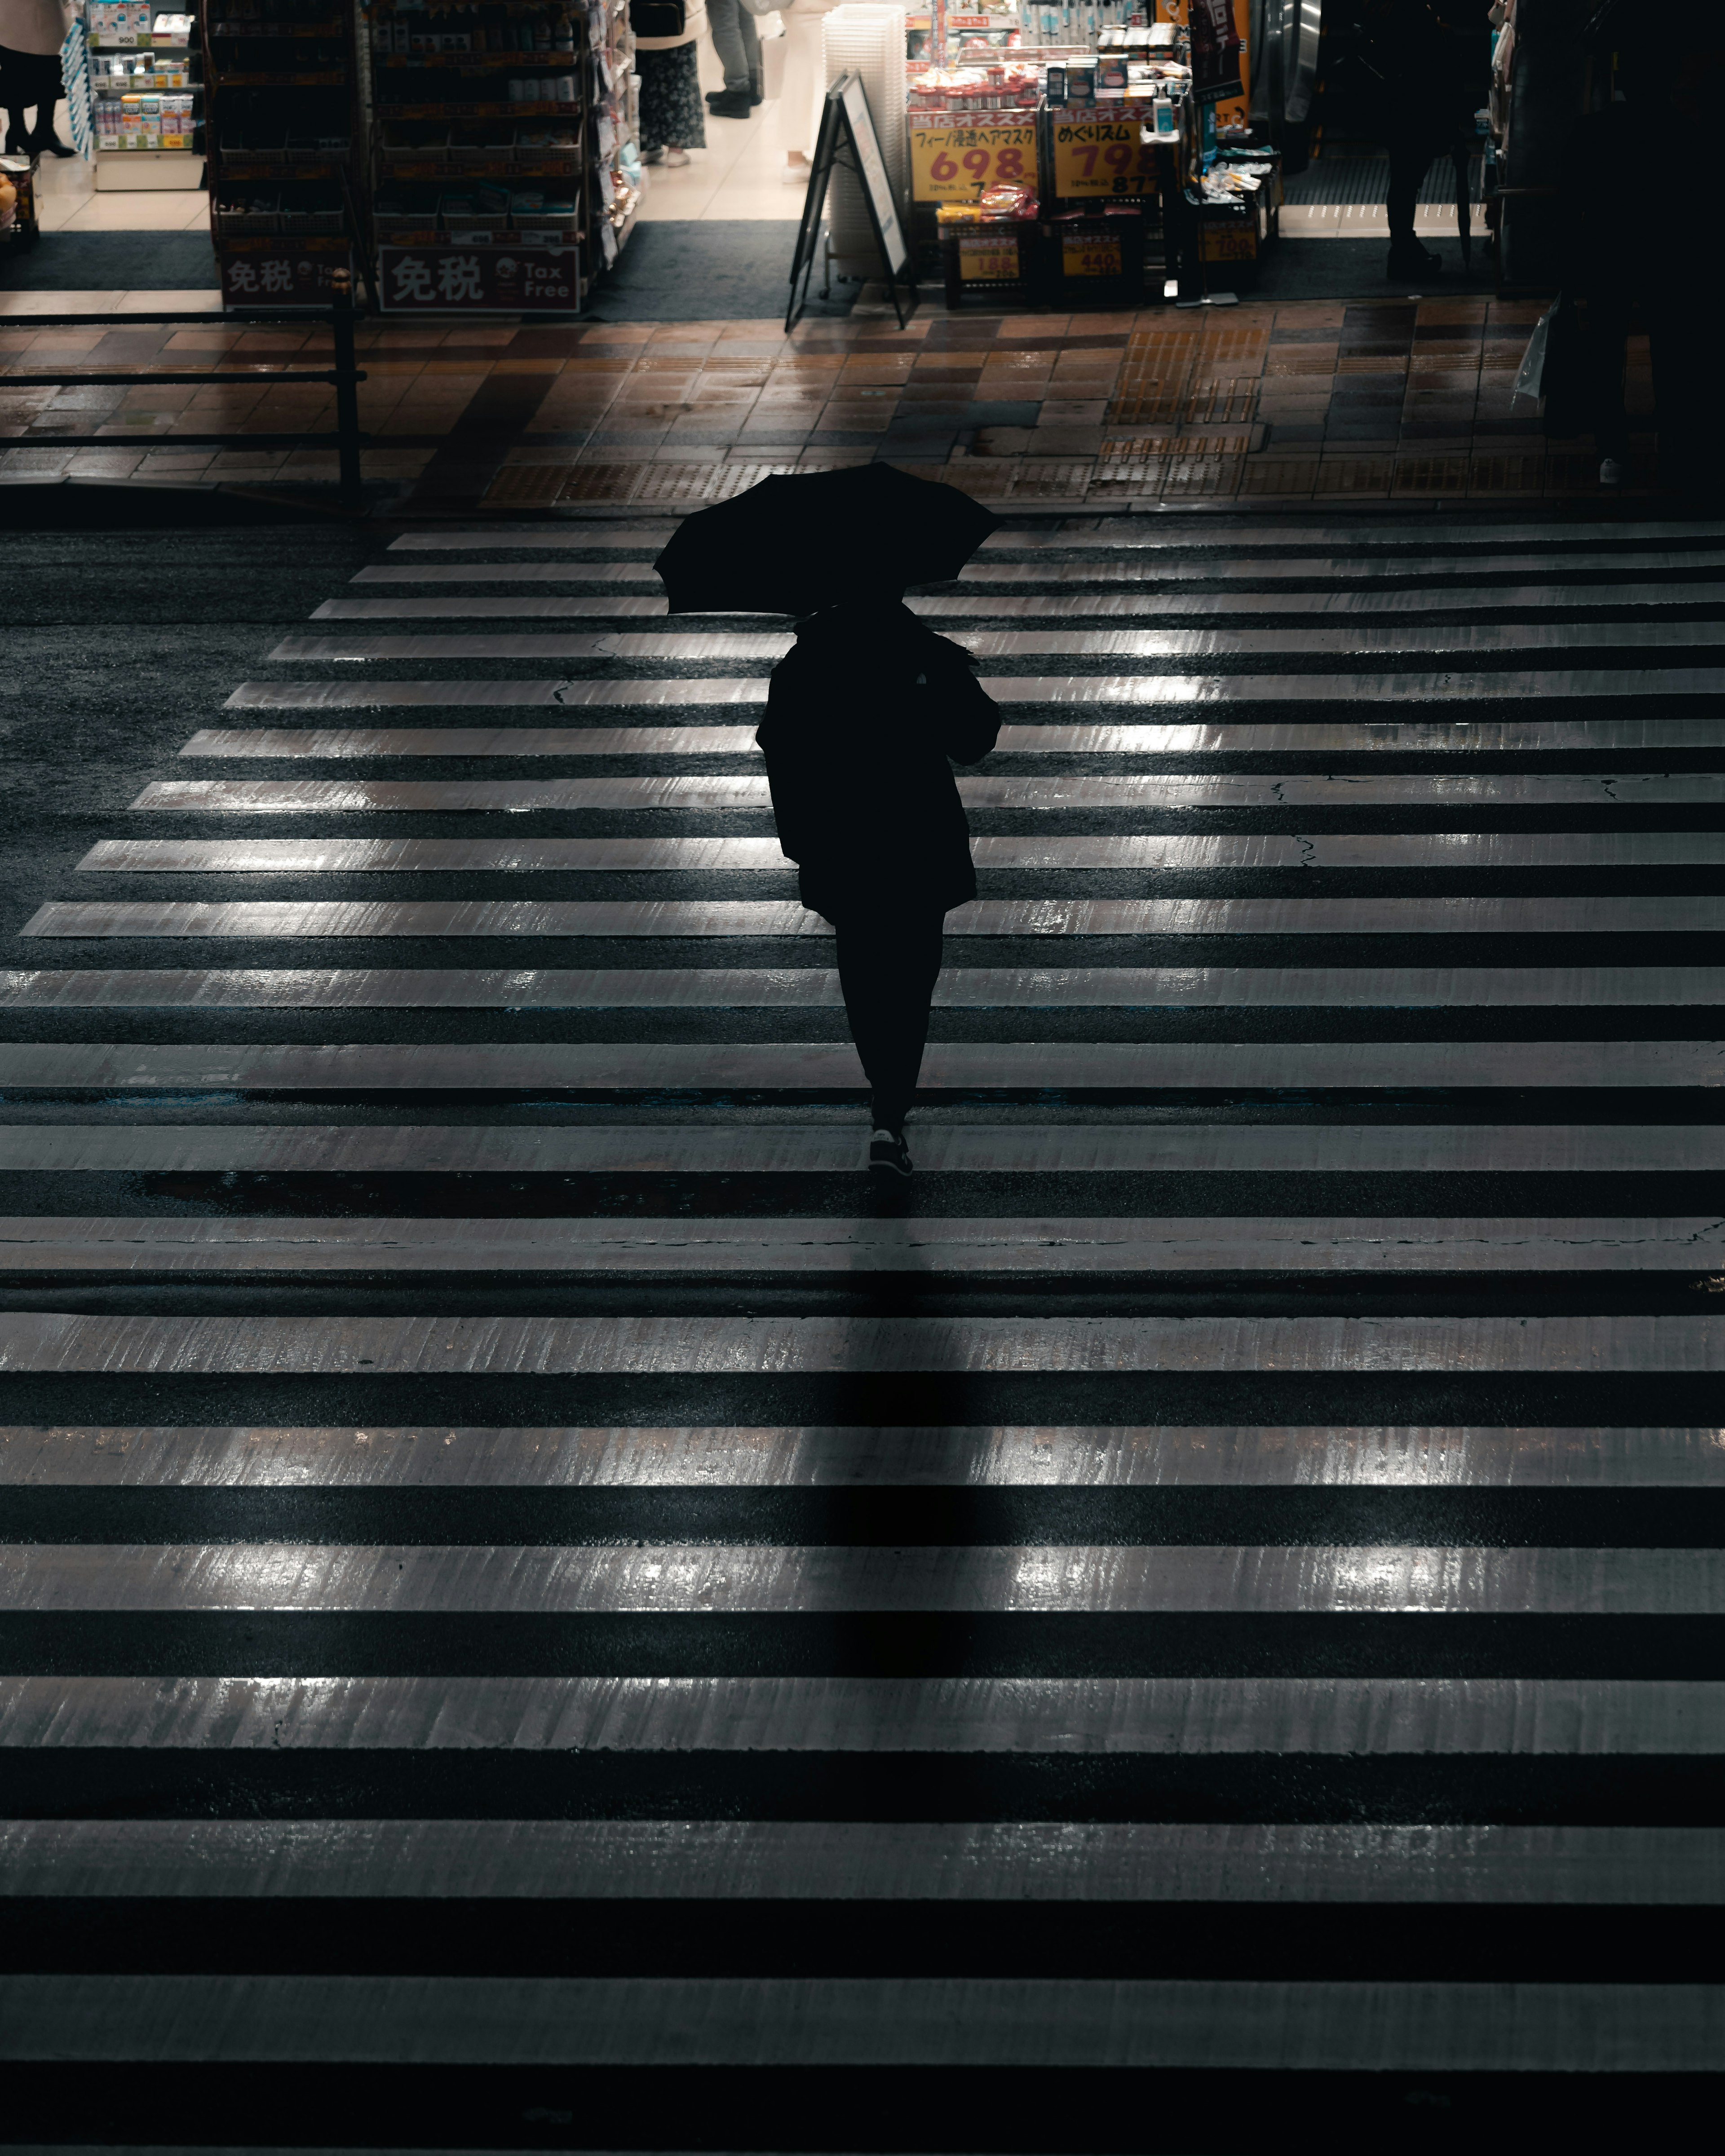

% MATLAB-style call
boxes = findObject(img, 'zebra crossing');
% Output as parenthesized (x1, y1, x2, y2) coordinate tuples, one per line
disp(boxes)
(2, 507, 1724, 2143)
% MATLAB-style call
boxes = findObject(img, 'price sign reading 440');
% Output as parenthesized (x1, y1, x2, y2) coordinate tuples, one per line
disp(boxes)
(910, 124, 1037, 204)
(1052, 119, 1159, 199)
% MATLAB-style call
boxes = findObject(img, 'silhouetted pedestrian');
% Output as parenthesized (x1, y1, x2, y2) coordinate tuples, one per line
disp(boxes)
(1557, 89, 1641, 486)
(1358, 0, 1487, 281)
(0, 0, 74, 158)
(1557, 21, 1725, 498)
(755, 598, 1000, 1181)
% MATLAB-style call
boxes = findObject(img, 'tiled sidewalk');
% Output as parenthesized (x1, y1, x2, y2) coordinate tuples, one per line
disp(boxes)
(0, 295, 1657, 508)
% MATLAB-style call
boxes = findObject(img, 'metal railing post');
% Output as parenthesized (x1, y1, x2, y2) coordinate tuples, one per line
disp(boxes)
(0, 304, 370, 493)
(331, 271, 362, 508)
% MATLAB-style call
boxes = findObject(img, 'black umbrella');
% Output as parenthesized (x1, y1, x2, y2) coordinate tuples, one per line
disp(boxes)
(653, 462, 999, 617)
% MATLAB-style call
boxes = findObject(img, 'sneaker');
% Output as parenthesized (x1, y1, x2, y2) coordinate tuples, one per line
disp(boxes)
(868, 1128, 913, 1181)
(641, 147, 663, 164)
(662, 146, 691, 167)
(781, 154, 811, 184)
(1385, 244, 1442, 279)
(1599, 456, 1624, 487)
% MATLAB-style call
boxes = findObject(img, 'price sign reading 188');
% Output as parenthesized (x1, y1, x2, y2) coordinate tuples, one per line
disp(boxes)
(910, 123, 1038, 203)
(1052, 119, 1159, 199)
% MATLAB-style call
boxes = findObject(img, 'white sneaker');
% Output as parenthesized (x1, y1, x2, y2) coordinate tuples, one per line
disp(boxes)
(781, 155, 810, 184)
(641, 147, 663, 164)
(663, 146, 690, 167)
(1599, 456, 1623, 487)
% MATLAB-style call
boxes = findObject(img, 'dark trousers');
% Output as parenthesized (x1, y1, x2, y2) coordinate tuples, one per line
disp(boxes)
(1, 44, 62, 143)
(706, 0, 761, 95)
(1649, 295, 1725, 496)
(832, 909, 947, 1133)
(1386, 137, 1466, 252)
(1580, 295, 1632, 461)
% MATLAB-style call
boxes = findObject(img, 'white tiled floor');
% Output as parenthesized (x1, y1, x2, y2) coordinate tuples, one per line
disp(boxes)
(38, 186, 211, 231)
(635, 32, 804, 222)
(29, 105, 210, 230)
(0, 287, 221, 314)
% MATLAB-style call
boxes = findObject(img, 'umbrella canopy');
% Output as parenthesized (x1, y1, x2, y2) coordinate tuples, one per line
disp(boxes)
(653, 462, 999, 617)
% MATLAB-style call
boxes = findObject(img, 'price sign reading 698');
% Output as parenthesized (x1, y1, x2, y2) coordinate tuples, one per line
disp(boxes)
(1052, 119, 1159, 199)
(910, 124, 1038, 204)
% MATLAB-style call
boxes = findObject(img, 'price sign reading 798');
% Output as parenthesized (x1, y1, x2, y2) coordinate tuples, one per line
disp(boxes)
(910, 124, 1038, 204)
(1052, 119, 1160, 198)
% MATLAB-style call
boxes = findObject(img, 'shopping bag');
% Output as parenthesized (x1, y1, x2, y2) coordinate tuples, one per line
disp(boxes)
(1539, 294, 1587, 438)
(1513, 305, 1552, 404)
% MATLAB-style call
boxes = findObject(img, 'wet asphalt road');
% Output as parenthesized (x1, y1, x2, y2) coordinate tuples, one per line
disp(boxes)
(1, 510, 1724, 2144)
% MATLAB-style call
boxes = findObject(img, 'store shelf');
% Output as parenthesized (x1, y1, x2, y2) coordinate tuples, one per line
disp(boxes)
(89, 9, 204, 179)
(366, 0, 615, 314)
(203, 0, 359, 309)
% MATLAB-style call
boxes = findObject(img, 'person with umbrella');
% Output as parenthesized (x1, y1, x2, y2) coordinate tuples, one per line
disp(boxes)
(656, 466, 1001, 1183)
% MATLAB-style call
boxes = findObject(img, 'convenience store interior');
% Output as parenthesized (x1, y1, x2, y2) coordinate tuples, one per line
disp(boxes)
(27, 34, 805, 242)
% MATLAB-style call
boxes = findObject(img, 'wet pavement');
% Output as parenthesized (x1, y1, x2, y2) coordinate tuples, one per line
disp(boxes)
(0, 296, 1667, 511)
(0, 508, 1722, 2143)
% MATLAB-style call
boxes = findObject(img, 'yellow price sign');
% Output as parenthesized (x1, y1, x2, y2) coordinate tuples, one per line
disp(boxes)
(911, 123, 1037, 204)
(1202, 221, 1257, 261)
(1062, 234, 1122, 278)
(1051, 118, 1159, 199)
(958, 234, 1020, 281)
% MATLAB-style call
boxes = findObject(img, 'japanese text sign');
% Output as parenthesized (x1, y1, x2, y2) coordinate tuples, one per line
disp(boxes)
(380, 246, 579, 312)
(1051, 118, 1159, 199)
(910, 122, 1037, 203)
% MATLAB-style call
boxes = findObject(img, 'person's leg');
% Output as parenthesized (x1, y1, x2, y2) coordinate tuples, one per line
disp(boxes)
(1649, 292, 1725, 498)
(1584, 295, 1631, 467)
(637, 49, 666, 155)
(772, 5, 823, 178)
(739, 5, 761, 98)
(706, 0, 761, 102)
(833, 910, 946, 1138)
(1385, 140, 1440, 272)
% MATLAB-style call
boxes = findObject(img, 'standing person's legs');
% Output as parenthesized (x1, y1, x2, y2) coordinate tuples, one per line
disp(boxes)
(1582, 294, 1632, 468)
(1649, 292, 1725, 498)
(0, 47, 68, 155)
(1385, 137, 1439, 272)
(707, 0, 761, 105)
(772, 5, 823, 179)
(637, 44, 706, 162)
(832, 909, 947, 1138)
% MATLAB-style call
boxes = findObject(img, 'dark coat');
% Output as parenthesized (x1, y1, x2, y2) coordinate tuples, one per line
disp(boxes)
(1559, 103, 1652, 296)
(755, 600, 1001, 922)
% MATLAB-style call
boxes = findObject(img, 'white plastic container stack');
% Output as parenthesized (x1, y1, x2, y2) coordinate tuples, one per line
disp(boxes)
(820, 4, 907, 280)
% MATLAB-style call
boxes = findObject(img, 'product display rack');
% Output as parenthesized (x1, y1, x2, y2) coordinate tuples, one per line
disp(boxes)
(86, 6, 203, 192)
(203, 0, 361, 307)
(585, 0, 638, 280)
(62, 10, 95, 161)
(368, 1, 615, 314)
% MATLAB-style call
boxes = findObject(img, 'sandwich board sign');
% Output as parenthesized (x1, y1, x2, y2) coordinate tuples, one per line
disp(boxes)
(787, 71, 915, 332)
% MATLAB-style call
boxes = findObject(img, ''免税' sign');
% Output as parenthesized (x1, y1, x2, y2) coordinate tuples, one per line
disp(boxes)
(379, 246, 579, 313)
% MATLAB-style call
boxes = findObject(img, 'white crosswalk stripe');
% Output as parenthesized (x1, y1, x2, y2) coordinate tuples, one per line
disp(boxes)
(10, 508, 1724, 2103)
(221, 666, 1725, 706)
